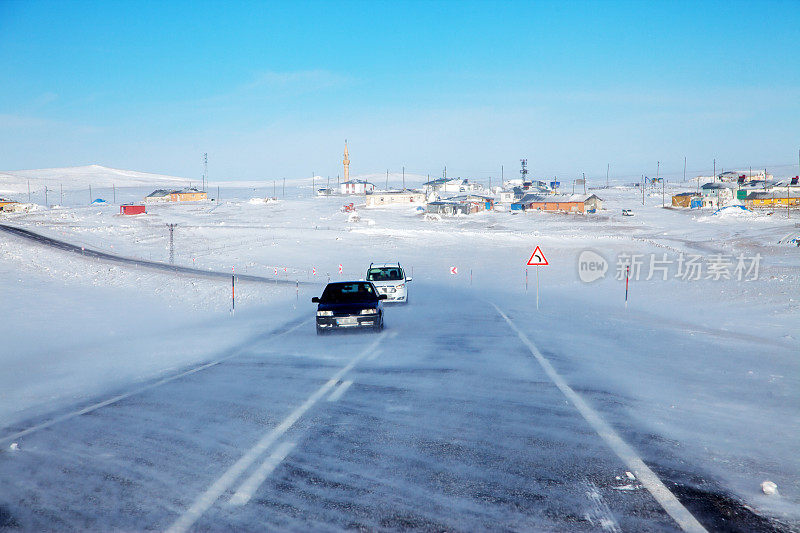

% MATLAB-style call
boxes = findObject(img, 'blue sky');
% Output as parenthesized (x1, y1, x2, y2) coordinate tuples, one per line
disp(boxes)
(1, 0, 799, 182)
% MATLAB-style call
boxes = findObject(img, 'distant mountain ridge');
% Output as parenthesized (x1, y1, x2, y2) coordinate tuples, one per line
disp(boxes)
(0, 164, 191, 194)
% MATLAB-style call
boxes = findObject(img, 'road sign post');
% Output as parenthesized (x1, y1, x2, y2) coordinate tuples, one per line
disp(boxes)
(625, 265, 630, 308)
(526, 246, 549, 309)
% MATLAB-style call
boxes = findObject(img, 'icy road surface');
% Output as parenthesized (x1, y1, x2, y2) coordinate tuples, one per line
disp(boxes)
(0, 286, 790, 532)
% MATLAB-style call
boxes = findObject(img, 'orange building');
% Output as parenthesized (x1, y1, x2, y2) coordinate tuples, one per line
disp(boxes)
(170, 188, 207, 202)
(516, 193, 602, 214)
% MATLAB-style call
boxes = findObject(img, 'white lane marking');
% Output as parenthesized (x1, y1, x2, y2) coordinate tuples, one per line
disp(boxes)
(229, 441, 296, 506)
(0, 319, 310, 446)
(167, 332, 393, 533)
(327, 380, 354, 402)
(366, 348, 382, 361)
(492, 304, 707, 533)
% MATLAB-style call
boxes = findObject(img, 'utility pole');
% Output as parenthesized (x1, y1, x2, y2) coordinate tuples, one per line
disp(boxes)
(583, 172, 586, 194)
(166, 223, 177, 264)
(202, 152, 208, 192)
(27, 180, 30, 202)
(217, 185, 220, 201)
(44, 186, 48, 206)
(642, 175, 645, 205)
(386, 169, 389, 190)
(713, 159, 716, 183)
(606, 163, 610, 187)
(662, 176, 665, 207)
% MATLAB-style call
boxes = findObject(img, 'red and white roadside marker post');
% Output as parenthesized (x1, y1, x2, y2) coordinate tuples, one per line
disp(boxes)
(625, 265, 630, 308)
(231, 266, 236, 316)
(526, 246, 549, 310)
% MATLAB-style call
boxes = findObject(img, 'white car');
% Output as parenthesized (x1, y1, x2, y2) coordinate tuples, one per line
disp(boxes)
(365, 262, 411, 303)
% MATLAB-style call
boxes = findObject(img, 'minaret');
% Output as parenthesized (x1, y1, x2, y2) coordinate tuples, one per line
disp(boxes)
(343, 140, 350, 183)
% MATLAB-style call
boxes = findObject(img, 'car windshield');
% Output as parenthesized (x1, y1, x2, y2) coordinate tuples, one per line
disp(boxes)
(366, 267, 403, 281)
(320, 282, 377, 303)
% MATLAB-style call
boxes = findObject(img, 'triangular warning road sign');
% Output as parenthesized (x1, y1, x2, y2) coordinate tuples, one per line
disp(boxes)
(526, 246, 549, 266)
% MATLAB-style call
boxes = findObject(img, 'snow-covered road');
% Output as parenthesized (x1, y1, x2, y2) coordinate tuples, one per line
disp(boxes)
(0, 286, 788, 531)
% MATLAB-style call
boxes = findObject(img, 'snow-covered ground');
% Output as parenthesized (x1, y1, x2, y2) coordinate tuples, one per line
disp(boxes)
(1, 171, 798, 527)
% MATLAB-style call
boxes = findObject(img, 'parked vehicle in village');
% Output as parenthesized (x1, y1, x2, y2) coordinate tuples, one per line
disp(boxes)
(313, 281, 386, 334)
(365, 262, 412, 303)
(622, 209, 634, 216)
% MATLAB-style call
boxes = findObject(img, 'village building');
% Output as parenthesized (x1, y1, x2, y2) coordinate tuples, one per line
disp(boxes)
(365, 189, 426, 207)
(423, 178, 483, 195)
(445, 194, 494, 211)
(496, 190, 517, 204)
(340, 179, 374, 195)
(170, 188, 207, 201)
(774, 176, 800, 190)
(425, 194, 494, 216)
(743, 190, 800, 209)
(144, 189, 172, 203)
(145, 188, 207, 203)
(671, 192, 702, 208)
(0, 198, 19, 212)
(512, 193, 602, 214)
(700, 182, 735, 208)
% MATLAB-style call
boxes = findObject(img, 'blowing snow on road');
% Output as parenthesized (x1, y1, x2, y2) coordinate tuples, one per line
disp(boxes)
(0, 177, 798, 532)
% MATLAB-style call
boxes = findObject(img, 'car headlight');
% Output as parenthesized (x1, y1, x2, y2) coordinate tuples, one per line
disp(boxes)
(360, 308, 378, 315)
(317, 310, 333, 316)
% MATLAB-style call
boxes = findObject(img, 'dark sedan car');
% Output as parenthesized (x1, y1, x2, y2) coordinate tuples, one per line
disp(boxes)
(313, 281, 386, 334)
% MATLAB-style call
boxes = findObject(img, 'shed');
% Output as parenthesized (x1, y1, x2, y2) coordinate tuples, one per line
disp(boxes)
(120, 204, 146, 215)
(671, 192, 702, 208)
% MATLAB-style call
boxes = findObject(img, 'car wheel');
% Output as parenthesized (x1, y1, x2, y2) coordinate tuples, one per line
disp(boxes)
(316, 326, 327, 335)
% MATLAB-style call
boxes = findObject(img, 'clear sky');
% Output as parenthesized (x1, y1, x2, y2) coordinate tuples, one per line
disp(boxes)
(1, 0, 799, 182)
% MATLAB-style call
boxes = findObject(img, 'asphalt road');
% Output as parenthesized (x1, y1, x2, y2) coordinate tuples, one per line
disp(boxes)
(0, 288, 789, 532)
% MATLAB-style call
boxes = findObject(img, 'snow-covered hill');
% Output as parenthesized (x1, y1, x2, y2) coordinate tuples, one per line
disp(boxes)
(0, 164, 191, 194)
